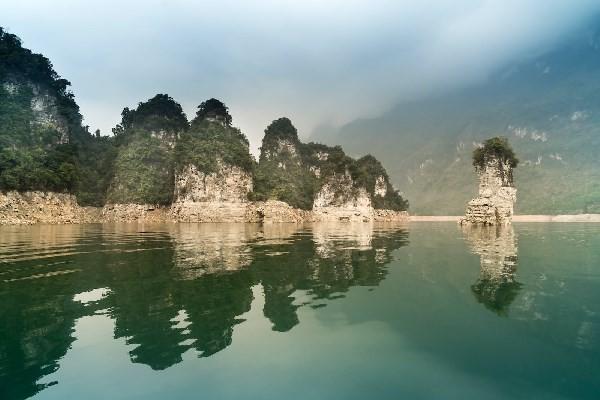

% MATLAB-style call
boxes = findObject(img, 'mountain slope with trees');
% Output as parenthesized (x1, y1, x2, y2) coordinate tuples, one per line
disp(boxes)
(314, 22, 600, 215)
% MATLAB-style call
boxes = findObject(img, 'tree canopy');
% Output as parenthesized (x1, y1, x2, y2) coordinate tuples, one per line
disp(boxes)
(473, 137, 519, 170)
(193, 98, 232, 126)
(112, 94, 188, 136)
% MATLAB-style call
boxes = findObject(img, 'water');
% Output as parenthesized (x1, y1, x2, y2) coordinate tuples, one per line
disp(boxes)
(0, 222, 599, 400)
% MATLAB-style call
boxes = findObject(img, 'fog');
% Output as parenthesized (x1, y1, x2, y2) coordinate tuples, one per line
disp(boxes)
(4, 0, 600, 153)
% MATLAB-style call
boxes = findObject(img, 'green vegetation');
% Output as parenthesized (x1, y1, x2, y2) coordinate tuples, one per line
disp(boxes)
(107, 133, 174, 205)
(252, 118, 319, 209)
(107, 95, 188, 204)
(112, 94, 188, 137)
(315, 26, 600, 215)
(194, 98, 232, 127)
(253, 118, 408, 210)
(74, 134, 118, 206)
(1, 27, 407, 211)
(355, 155, 409, 211)
(472, 137, 519, 170)
(176, 119, 254, 175)
(0, 27, 85, 193)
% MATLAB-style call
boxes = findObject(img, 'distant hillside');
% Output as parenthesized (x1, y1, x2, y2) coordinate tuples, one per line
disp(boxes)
(314, 23, 600, 215)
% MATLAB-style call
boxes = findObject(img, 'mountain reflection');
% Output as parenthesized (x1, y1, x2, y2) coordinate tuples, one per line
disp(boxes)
(0, 222, 408, 398)
(462, 225, 521, 316)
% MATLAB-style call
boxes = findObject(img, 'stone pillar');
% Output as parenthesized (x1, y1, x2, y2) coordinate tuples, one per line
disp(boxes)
(461, 158, 517, 225)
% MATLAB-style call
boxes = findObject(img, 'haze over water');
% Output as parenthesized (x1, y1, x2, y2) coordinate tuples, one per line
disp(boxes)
(0, 222, 599, 399)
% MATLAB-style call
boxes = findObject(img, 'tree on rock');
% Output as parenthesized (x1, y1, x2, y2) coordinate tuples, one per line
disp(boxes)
(473, 137, 519, 170)
(194, 98, 232, 126)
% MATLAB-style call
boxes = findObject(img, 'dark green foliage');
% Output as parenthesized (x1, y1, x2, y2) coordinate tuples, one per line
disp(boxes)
(194, 98, 232, 127)
(0, 28, 79, 126)
(0, 27, 87, 193)
(0, 144, 77, 192)
(252, 118, 318, 209)
(107, 95, 190, 204)
(176, 119, 254, 175)
(472, 137, 519, 170)
(253, 118, 408, 210)
(354, 155, 409, 211)
(112, 94, 188, 137)
(74, 135, 118, 206)
(262, 117, 299, 143)
(108, 132, 174, 205)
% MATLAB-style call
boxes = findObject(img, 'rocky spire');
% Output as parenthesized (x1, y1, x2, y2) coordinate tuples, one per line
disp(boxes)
(461, 137, 518, 225)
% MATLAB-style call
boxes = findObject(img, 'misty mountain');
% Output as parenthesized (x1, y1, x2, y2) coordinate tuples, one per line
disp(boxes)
(314, 22, 600, 215)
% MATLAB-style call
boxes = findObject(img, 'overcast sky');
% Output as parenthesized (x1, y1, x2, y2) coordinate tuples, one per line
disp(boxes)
(4, 0, 600, 153)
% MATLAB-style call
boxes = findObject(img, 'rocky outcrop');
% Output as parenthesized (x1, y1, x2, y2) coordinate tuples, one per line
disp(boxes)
(373, 209, 410, 222)
(170, 161, 252, 222)
(0, 191, 101, 225)
(0, 190, 408, 225)
(101, 203, 170, 223)
(461, 158, 517, 225)
(29, 84, 69, 143)
(312, 174, 374, 222)
(246, 200, 312, 223)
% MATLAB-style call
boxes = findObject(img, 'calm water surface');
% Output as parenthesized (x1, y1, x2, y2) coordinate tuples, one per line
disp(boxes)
(0, 222, 599, 399)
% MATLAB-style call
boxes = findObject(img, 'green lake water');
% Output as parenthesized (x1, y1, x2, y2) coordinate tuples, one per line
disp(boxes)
(0, 222, 599, 399)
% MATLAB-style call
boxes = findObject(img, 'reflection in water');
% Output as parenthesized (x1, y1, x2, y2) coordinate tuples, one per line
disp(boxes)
(462, 225, 521, 315)
(0, 222, 408, 398)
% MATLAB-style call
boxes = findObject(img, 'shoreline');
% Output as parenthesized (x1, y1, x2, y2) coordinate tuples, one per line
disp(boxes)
(410, 214, 600, 222)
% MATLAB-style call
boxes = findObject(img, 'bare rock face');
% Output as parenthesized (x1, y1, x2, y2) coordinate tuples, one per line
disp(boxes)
(373, 209, 410, 222)
(246, 200, 311, 223)
(101, 203, 170, 223)
(461, 158, 517, 225)
(312, 174, 374, 222)
(29, 84, 69, 143)
(170, 161, 253, 222)
(0, 191, 101, 224)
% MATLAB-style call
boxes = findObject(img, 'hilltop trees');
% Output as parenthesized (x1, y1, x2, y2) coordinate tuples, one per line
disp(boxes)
(253, 117, 409, 211)
(194, 98, 232, 127)
(107, 95, 189, 205)
(0, 27, 85, 193)
(472, 137, 519, 171)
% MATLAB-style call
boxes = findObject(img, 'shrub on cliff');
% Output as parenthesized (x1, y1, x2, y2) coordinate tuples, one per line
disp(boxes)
(176, 120, 254, 175)
(107, 95, 188, 204)
(112, 94, 188, 138)
(175, 99, 253, 177)
(107, 133, 174, 205)
(0, 27, 86, 193)
(252, 118, 319, 209)
(473, 137, 519, 170)
(253, 118, 409, 211)
(354, 155, 409, 211)
(194, 98, 232, 127)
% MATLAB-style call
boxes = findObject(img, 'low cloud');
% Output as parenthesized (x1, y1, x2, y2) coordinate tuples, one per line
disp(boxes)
(4, 0, 600, 153)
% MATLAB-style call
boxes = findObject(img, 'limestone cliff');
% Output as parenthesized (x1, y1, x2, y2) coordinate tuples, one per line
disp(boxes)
(171, 100, 255, 222)
(106, 94, 188, 207)
(1, 30, 409, 226)
(171, 161, 252, 222)
(312, 173, 373, 222)
(253, 117, 409, 221)
(0, 191, 101, 224)
(461, 137, 518, 225)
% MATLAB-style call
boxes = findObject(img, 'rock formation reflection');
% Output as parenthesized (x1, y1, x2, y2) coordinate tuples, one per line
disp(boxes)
(462, 224, 522, 315)
(0, 222, 408, 397)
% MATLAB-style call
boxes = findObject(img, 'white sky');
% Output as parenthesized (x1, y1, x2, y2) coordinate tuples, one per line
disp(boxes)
(3, 0, 600, 154)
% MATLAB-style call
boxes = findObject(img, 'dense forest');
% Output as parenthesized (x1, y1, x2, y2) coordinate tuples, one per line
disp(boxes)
(0, 27, 408, 211)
